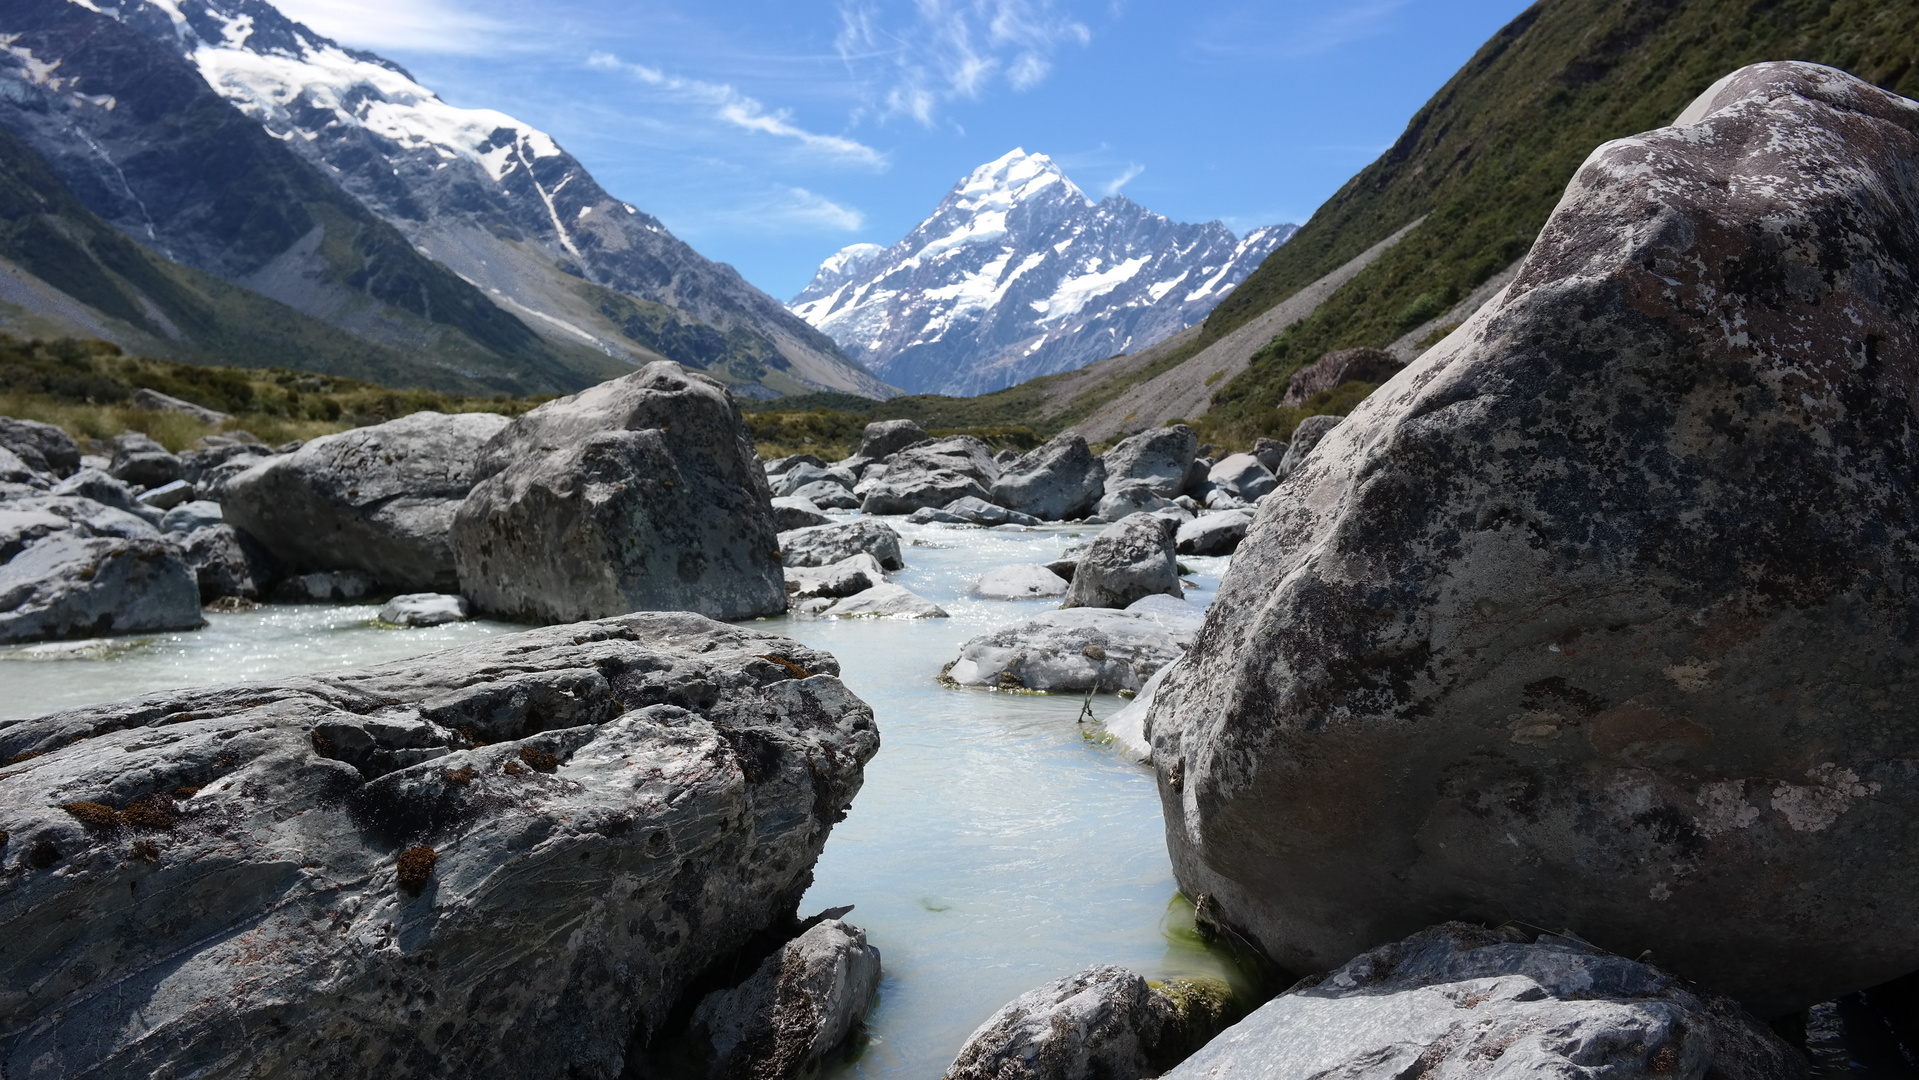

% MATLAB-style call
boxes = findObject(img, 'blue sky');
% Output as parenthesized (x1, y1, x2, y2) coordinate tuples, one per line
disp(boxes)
(273, 0, 1536, 300)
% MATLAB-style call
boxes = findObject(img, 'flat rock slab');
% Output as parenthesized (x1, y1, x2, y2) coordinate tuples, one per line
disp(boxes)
(0, 612, 878, 1080)
(770, 496, 833, 532)
(1164, 925, 1802, 1080)
(378, 592, 472, 626)
(0, 533, 202, 643)
(946, 608, 1194, 694)
(817, 582, 947, 619)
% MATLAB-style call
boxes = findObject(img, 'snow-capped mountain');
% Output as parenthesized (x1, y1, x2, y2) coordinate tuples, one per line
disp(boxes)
(0, 0, 892, 398)
(790, 150, 1295, 396)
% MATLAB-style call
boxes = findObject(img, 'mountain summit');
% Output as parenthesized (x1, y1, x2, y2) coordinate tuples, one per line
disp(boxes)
(790, 149, 1294, 396)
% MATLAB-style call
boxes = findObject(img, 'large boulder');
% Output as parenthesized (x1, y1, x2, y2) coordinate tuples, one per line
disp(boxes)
(1149, 63, 1919, 1016)
(181, 524, 283, 601)
(453, 364, 786, 622)
(910, 496, 1040, 528)
(1101, 426, 1197, 500)
(815, 582, 948, 619)
(946, 966, 1232, 1080)
(224, 411, 510, 592)
(107, 432, 181, 489)
(1273, 415, 1341, 479)
(780, 520, 905, 572)
(0, 495, 159, 556)
(51, 468, 146, 518)
(857, 418, 929, 460)
(944, 608, 1194, 694)
(859, 437, 998, 516)
(785, 553, 887, 601)
(679, 918, 881, 1080)
(0, 417, 79, 477)
(770, 496, 833, 532)
(1204, 454, 1276, 503)
(1062, 514, 1181, 610)
(993, 434, 1106, 521)
(976, 564, 1069, 600)
(1176, 510, 1255, 557)
(0, 612, 877, 1080)
(1163, 925, 1802, 1080)
(1279, 347, 1405, 408)
(0, 534, 202, 643)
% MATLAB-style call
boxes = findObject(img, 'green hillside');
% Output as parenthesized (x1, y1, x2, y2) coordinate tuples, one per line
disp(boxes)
(1193, 0, 1919, 443)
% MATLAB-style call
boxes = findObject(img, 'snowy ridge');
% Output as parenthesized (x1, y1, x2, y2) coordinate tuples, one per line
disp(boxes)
(49, 0, 891, 398)
(790, 148, 1296, 396)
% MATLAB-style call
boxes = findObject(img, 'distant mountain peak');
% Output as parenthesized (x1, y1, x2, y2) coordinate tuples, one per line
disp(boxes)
(790, 149, 1295, 396)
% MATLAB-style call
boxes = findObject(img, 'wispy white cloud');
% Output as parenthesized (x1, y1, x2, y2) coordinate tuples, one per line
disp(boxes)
(1188, 1, 1411, 60)
(268, 0, 509, 54)
(589, 52, 887, 168)
(835, 0, 1092, 126)
(1101, 162, 1143, 196)
(694, 187, 867, 234)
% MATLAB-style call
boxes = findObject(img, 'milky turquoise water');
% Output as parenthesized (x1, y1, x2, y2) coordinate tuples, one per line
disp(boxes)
(1, 516, 1239, 1078)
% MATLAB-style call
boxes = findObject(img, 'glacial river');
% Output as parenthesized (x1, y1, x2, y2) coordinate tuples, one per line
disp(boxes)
(0, 516, 1244, 1078)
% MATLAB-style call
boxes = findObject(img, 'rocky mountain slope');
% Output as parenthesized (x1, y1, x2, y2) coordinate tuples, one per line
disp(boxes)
(0, 0, 891, 399)
(790, 149, 1291, 396)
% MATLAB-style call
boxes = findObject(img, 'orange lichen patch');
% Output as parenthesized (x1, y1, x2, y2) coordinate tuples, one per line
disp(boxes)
(175, 786, 201, 799)
(519, 746, 559, 773)
(758, 654, 811, 679)
(445, 766, 478, 787)
(131, 839, 161, 863)
(503, 761, 527, 777)
(118, 793, 177, 830)
(397, 845, 438, 895)
(311, 730, 334, 755)
(64, 801, 117, 827)
(5, 751, 41, 766)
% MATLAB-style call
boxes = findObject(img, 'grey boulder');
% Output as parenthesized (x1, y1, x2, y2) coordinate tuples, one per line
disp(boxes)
(0, 612, 877, 1080)
(133, 387, 230, 424)
(6, 494, 161, 544)
(0, 505, 72, 561)
(791, 480, 861, 510)
(107, 432, 182, 488)
(911, 496, 1040, 528)
(275, 569, 373, 601)
(51, 468, 145, 517)
(992, 434, 1106, 521)
(378, 593, 472, 626)
(1102, 425, 1197, 499)
(1149, 63, 1919, 1015)
(816, 582, 947, 619)
(225, 411, 510, 592)
(1273, 414, 1341, 479)
(1205, 454, 1276, 502)
(946, 966, 1231, 1080)
(680, 917, 881, 1080)
(944, 608, 1194, 694)
(777, 462, 856, 498)
(781, 520, 905, 572)
(771, 496, 834, 532)
(1062, 514, 1181, 610)
(1279, 346, 1405, 408)
(786, 553, 887, 601)
(857, 418, 929, 460)
(1094, 483, 1171, 522)
(181, 524, 283, 601)
(0, 417, 79, 477)
(1176, 510, 1255, 556)
(976, 564, 1069, 600)
(1164, 925, 1802, 1080)
(453, 363, 786, 623)
(1251, 438, 1286, 474)
(135, 479, 194, 511)
(160, 500, 225, 534)
(0, 533, 202, 643)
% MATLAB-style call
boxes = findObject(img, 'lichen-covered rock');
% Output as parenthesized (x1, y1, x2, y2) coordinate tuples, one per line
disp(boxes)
(1251, 438, 1286, 475)
(859, 437, 999, 515)
(1093, 483, 1171, 523)
(683, 917, 882, 1080)
(453, 364, 786, 623)
(944, 608, 1193, 694)
(51, 468, 147, 518)
(1101, 426, 1197, 500)
(993, 434, 1106, 521)
(4, 494, 161, 544)
(1273, 414, 1340, 479)
(1204, 455, 1276, 503)
(790, 480, 861, 510)
(1150, 63, 1919, 1016)
(0, 533, 202, 643)
(1062, 514, 1181, 610)
(945, 966, 1232, 1080)
(976, 564, 1068, 600)
(781, 520, 905, 572)
(0, 612, 878, 1080)
(857, 419, 929, 460)
(1163, 925, 1803, 1080)
(911, 496, 1040, 528)
(225, 411, 510, 592)
(786, 554, 886, 601)
(0, 417, 79, 478)
(181, 524, 283, 601)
